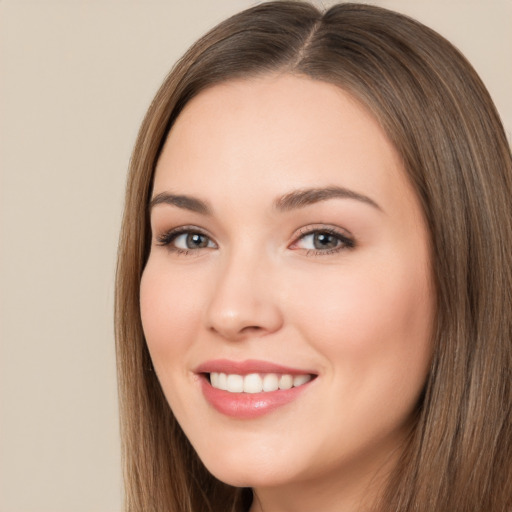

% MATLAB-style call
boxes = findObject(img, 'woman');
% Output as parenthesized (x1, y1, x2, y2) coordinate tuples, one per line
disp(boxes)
(115, 2, 512, 511)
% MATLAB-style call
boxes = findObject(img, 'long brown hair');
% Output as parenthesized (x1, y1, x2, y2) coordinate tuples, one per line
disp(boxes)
(115, 2, 512, 511)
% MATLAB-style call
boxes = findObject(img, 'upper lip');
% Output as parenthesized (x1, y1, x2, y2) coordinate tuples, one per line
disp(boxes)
(194, 359, 317, 376)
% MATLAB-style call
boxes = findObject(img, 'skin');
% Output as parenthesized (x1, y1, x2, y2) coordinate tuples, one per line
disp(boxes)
(140, 74, 435, 512)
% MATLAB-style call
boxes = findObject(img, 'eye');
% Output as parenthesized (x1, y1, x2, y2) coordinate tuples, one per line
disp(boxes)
(174, 232, 215, 250)
(156, 227, 216, 254)
(291, 227, 355, 255)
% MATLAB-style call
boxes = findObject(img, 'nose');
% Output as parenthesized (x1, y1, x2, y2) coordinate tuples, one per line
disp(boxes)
(204, 251, 284, 341)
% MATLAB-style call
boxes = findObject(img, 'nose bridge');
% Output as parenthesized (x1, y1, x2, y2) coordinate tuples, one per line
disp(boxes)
(205, 241, 282, 340)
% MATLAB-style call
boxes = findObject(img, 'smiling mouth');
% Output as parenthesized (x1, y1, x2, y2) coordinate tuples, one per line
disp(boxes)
(196, 362, 317, 418)
(207, 372, 314, 393)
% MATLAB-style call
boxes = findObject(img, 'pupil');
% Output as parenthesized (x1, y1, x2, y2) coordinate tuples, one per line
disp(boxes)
(187, 233, 208, 248)
(314, 232, 338, 250)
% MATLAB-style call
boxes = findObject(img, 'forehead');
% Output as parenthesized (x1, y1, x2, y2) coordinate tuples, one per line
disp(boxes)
(154, 74, 418, 220)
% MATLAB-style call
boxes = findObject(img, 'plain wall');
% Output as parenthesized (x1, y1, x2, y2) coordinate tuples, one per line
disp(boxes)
(1, 1, 510, 511)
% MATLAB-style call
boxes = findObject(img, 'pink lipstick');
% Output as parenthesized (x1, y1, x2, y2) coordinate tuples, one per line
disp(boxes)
(195, 359, 316, 419)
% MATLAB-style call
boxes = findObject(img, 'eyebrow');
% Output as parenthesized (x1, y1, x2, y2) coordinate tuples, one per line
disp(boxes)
(149, 186, 382, 215)
(149, 192, 212, 215)
(273, 186, 382, 212)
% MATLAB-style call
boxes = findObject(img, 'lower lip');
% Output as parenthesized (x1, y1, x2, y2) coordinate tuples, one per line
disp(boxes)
(199, 376, 313, 419)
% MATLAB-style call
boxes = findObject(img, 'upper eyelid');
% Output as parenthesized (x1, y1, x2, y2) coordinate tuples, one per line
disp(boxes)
(156, 225, 211, 237)
(293, 224, 354, 240)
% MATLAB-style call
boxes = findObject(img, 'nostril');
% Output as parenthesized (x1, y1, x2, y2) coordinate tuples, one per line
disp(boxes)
(241, 325, 263, 333)
(208, 322, 268, 341)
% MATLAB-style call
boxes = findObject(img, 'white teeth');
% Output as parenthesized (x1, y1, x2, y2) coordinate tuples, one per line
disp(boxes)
(226, 374, 244, 393)
(262, 373, 279, 392)
(293, 374, 311, 387)
(217, 372, 227, 390)
(243, 373, 263, 393)
(210, 372, 219, 388)
(279, 374, 293, 390)
(209, 372, 312, 393)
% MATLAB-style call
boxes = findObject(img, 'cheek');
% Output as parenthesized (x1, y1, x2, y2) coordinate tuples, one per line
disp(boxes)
(286, 257, 434, 392)
(139, 260, 202, 370)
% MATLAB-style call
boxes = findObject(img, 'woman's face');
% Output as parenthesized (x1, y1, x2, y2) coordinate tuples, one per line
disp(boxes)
(141, 74, 435, 505)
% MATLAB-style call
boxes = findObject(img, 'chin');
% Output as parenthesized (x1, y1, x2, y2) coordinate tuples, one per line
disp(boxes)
(206, 464, 294, 489)
(195, 443, 304, 489)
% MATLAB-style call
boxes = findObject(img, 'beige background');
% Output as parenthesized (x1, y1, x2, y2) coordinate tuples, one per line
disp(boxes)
(1, 1, 510, 511)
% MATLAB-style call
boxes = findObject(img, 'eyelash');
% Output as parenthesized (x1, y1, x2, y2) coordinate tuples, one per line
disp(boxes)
(293, 226, 355, 256)
(156, 226, 213, 256)
(155, 225, 356, 257)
